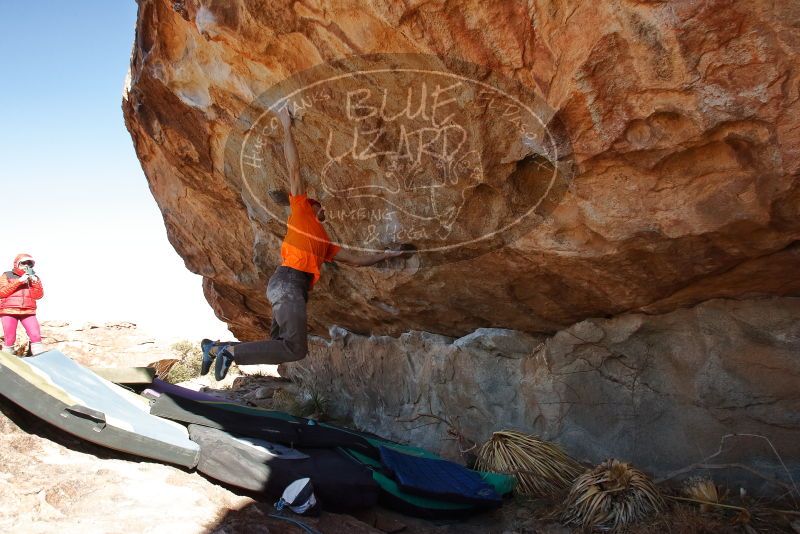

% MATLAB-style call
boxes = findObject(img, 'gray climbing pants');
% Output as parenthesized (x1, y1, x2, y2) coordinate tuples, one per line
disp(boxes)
(233, 266, 311, 365)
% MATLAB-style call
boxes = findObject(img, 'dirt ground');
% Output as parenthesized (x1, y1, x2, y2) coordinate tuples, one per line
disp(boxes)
(2, 381, 797, 534)
(0, 334, 796, 534)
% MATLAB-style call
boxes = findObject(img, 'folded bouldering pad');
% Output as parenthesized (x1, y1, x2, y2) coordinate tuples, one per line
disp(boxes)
(144, 381, 513, 518)
(146, 378, 244, 404)
(343, 449, 513, 519)
(150, 392, 373, 453)
(0, 350, 199, 468)
(189, 425, 379, 512)
(379, 446, 501, 505)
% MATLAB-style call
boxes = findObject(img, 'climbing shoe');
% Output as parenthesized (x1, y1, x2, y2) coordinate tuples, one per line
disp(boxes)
(200, 338, 218, 376)
(215, 344, 235, 381)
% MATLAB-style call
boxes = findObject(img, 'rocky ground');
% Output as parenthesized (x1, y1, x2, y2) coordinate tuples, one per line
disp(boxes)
(4, 390, 779, 534)
(1, 321, 797, 533)
(0, 321, 556, 533)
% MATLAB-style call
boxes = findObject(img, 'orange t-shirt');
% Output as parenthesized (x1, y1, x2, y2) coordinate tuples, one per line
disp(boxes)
(281, 194, 340, 288)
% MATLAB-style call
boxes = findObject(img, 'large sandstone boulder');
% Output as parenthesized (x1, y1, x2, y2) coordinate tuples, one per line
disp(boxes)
(281, 297, 800, 495)
(123, 0, 800, 339)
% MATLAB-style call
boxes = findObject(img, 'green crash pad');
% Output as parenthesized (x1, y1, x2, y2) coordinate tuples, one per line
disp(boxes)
(145, 384, 515, 517)
(0, 350, 199, 468)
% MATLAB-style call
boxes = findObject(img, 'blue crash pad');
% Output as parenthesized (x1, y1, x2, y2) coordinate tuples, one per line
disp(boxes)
(379, 446, 501, 506)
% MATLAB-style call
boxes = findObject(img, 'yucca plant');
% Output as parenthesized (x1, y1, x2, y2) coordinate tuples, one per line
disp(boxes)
(475, 430, 584, 497)
(561, 459, 664, 531)
(299, 389, 329, 420)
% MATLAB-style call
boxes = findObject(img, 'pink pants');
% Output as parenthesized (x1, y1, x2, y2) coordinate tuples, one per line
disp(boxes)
(1, 314, 41, 345)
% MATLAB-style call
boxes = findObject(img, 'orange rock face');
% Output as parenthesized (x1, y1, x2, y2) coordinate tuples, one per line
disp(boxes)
(123, 0, 800, 339)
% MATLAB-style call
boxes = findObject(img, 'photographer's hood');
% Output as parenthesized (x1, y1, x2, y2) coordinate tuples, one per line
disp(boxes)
(12, 254, 35, 276)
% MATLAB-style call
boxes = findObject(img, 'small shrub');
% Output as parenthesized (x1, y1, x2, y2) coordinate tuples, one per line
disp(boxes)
(171, 340, 200, 360)
(298, 389, 329, 419)
(270, 387, 329, 419)
(164, 340, 202, 384)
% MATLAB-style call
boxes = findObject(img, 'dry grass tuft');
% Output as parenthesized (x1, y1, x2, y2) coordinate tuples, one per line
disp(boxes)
(682, 476, 720, 513)
(561, 458, 664, 531)
(475, 430, 584, 497)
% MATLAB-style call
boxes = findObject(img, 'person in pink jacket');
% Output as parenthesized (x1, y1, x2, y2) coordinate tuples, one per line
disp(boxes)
(0, 254, 45, 355)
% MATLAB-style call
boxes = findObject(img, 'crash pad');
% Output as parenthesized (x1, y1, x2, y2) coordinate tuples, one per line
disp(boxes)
(145, 378, 244, 404)
(379, 445, 501, 505)
(150, 392, 373, 453)
(143, 382, 514, 518)
(148, 387, 450, 459)
(0, 350, 199, 468)
(343, 449, 512, 519)
(189, 425, 379, 511)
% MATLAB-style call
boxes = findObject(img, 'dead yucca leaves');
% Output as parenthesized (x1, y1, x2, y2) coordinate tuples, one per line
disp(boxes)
(149, 358, 180, 381)
(682, 477, 720, 513)
(475, 430, 584, 497)
(561, 458, 664, 531)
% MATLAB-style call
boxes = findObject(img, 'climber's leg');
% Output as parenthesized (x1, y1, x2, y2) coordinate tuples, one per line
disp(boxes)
(233, 267, 309, 365)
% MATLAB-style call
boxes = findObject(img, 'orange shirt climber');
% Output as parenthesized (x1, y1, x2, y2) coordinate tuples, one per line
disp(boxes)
(281, 194, 340, 288)
(200, 106, 409, 382)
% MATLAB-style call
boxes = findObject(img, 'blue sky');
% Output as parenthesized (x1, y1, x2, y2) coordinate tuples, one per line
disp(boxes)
(0, 2, 232, 341)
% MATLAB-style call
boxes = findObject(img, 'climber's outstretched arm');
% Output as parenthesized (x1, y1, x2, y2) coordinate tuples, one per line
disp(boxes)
(278, 106, 304, 197)
(333, 248, 405, 267)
